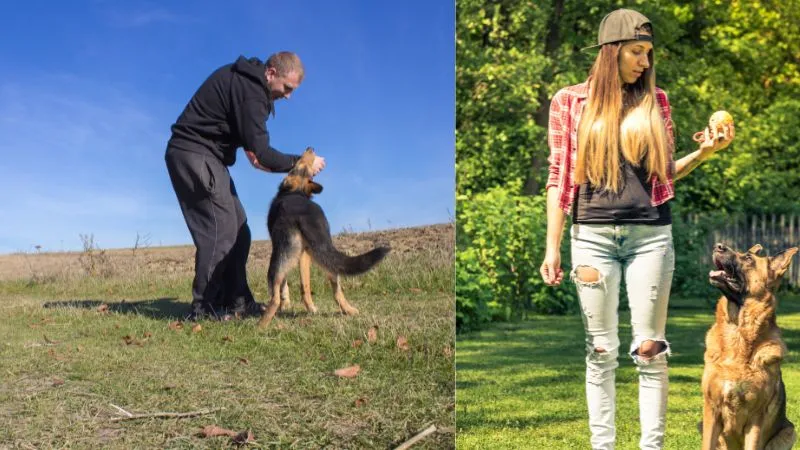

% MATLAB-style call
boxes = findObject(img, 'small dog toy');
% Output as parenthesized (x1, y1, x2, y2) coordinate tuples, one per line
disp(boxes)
(693, 110, 734, 143)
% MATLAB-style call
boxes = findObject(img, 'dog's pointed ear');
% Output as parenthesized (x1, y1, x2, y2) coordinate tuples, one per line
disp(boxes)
(770, 247, 799, 278)
(747, 244, 763, 255)
(304, 146, 315, 156)
(308, 181, 323, 195)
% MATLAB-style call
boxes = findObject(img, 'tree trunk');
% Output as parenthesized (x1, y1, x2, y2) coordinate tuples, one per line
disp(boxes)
(523, 0, 564, 195)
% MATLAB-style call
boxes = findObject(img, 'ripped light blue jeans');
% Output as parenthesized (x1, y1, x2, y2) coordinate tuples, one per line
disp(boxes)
(570, 223, 674, 450)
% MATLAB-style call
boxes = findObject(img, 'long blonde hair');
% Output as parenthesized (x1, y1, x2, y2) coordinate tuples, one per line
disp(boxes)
(575, 36, 669, 192)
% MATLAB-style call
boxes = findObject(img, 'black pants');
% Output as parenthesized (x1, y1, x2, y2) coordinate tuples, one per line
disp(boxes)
(165, 147, 255, 310)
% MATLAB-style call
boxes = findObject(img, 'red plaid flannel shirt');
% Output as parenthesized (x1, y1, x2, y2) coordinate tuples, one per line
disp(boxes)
(545, 81, 676, 215)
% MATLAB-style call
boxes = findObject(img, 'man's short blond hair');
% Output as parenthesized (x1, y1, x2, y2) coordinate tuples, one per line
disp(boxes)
(266, 52, 304, 81)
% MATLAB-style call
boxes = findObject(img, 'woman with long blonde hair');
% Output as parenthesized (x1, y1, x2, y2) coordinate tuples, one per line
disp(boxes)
(540, 9, 734, 450)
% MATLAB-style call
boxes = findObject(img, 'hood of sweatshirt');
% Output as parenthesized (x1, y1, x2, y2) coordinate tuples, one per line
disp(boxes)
(232, 55, 268, 89)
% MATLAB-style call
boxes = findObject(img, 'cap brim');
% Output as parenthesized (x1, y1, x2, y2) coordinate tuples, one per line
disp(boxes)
(580, 43, 602, 52)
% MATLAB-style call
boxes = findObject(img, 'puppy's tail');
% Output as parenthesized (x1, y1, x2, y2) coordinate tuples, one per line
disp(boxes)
(311, 242, 391, 276)
(300, 221, 390, 276)
(323, 246, 391, 276)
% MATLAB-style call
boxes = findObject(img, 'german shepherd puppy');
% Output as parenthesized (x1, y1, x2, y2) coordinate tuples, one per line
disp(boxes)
(257, 147, 390, 328)
(701, 242, 798, 449)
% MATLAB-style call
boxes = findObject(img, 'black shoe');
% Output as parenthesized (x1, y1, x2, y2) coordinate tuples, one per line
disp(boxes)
(221, 298, 265, 320)
(185, 302, 219, 321)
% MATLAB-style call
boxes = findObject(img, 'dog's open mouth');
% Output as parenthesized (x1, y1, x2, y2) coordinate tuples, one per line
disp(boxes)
(709, 260, 735, 284)
(709, 254, 743, 295)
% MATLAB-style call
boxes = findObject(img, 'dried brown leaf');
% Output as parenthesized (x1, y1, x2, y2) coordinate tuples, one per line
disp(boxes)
(191, 323, 202, 333)
(443, 345, 453, 357)
(238, 357, 250, 366)
(334, 364, 361, 378)
(97, 303, 109, 313)
(351, 339, 363, 348)
(199, 425, 237, 438)
(354, 397, 368, 407)
(52, 377, 65, 386)
(222, 336, 234, 343)
(43, 335, 60, 345)
(168, 321, 184, 331)
(143, 332, 153, 339)
(48, 349, 66, 361)
(396, 336, 410, 352)
(367, 326, 378, 344)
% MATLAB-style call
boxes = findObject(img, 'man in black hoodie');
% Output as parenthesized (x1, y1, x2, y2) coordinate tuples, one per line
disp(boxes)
(165, 52, 325, 320)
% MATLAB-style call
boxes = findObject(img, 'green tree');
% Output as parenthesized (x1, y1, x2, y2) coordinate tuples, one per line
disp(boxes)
(456, 0, 800, 328)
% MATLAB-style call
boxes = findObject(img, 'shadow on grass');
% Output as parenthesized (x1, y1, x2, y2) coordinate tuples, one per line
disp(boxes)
(43, 298, 187, 320)
(40, 298, 340, 321)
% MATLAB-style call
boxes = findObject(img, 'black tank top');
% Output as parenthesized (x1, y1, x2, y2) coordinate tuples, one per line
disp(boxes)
(573, 157, 671, 225)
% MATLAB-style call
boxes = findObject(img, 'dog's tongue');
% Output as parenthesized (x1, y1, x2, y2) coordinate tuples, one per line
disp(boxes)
(709, 270, 726, 278)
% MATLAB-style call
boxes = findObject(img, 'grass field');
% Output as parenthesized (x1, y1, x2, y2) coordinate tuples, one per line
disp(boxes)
(0, 224, 455, 449)
(456, 294, 800, 449)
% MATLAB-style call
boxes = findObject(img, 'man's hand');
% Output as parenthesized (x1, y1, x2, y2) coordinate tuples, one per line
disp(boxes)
(244, 150, 272, 172)
(311, 155, 326, 176)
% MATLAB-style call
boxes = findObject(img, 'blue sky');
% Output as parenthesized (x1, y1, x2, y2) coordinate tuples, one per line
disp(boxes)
(0, 1, 454, 254)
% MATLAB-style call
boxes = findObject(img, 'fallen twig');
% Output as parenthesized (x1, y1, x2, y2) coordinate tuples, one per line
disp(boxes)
(394, 424, 437, 450)
(108, 407, 223, 422)
(109, 403, 133, 417)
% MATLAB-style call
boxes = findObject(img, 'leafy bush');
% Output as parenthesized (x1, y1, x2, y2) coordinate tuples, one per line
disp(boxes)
(456, 183, 578, 331)
(669, 208, 725, 303)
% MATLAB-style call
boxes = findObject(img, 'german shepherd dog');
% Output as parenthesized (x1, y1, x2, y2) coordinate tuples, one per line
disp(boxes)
(256, 147, 391, 328)
(701, 242, 798, 449)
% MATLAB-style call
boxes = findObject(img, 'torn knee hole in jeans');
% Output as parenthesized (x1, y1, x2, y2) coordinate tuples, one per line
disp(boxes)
(586, 345, 617, 364)
(571, 265, 603, 287)
(631, 339, 671, 365)
(586, 346, 618, 384)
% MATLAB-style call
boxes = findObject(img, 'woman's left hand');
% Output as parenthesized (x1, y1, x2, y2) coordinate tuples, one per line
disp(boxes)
(697, 123, 735, 157)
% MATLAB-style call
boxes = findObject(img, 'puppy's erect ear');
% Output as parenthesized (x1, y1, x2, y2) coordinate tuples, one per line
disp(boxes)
(308, 181, 323, 194)
(770, 247, 799, 278)
(304, 146, 315, 156)
(747, 244, 763, 255)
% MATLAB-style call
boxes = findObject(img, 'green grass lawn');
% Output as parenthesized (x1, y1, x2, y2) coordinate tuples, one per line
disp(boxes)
(456, 295, 800, 449)
(0, 244, 454, 449)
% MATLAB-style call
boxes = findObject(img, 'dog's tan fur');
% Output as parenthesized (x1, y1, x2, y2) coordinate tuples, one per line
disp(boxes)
(702, 243, 798, 450)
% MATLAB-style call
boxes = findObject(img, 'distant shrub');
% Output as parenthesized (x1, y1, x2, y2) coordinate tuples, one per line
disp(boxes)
(78, 234, 115, 278)
(456, 182, 578, 331)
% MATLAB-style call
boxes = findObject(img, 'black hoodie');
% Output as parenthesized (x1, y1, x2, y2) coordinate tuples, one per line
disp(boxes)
(167, 56, 300, 170)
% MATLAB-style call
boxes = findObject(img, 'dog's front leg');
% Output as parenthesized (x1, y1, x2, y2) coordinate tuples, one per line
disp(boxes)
(743, 423, 764, 450)
(257, 272, 285, 328)
(702, 403, 722, 450)
(279, 279, 291, 312)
